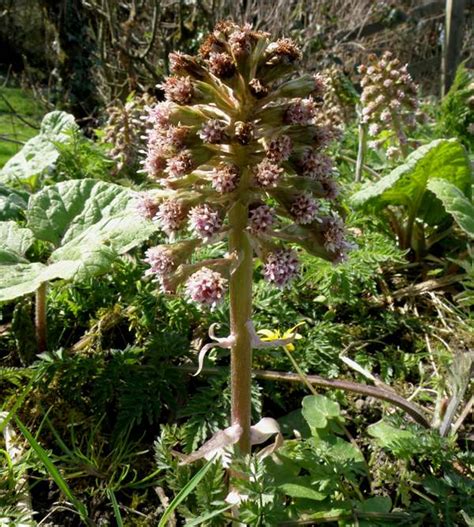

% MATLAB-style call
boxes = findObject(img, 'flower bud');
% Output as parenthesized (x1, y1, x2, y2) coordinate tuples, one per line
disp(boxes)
(234, 121, 255, 145)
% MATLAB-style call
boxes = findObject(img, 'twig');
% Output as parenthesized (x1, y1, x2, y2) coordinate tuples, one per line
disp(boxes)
(392, 274, 464, 299)
(338, 154, 380, 179)
(0, 134, 24, 145)
(139, 1, 160, 59)
(155, 486, 176, 526)
(452, 396, 474, 434)
(0, 93, 40, 130)
(424, 334, 439, 378)
(174, 365, 431, 428)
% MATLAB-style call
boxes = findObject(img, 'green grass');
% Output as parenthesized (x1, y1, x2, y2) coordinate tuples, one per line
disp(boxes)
(0, 86, 44, 168)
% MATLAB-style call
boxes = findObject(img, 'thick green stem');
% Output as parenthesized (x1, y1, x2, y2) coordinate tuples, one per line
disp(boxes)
(35, 282, 47, 353)
(228, 200, 253, 455)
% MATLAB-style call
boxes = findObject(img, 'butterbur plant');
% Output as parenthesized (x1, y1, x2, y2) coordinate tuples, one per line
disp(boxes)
(140, 21, 352, 456)
(103, 93, 155, 176)
(317, 65, 357, 133)
(359, 51, 424, 159)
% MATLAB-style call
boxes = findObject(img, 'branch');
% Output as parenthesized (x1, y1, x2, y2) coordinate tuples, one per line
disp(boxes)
(174, 365, 431, 428)
(139, 0, 160, 59)
(0, 93, 40, 130)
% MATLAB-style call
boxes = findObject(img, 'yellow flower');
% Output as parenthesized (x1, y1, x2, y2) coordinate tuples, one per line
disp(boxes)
(257, 322, 305, 352)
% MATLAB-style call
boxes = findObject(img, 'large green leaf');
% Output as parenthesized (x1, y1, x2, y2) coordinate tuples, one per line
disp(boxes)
(0, 179, 156, 302)
(0, 184, 29, 221)
(0, 111, 77, 186)
(0, 261, 82, 301)
(427, 178, 474, 238)
(0, 222, 34, 263)
(28, 178, 142, 246)
(351, 139, 471, 226)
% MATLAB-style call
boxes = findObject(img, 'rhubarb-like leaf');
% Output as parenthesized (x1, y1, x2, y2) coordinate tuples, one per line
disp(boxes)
(351, 139, 471, 227)
(427, 178, 474, 238)
(0, 179, 156, 301)
(0, 111, 77, 187)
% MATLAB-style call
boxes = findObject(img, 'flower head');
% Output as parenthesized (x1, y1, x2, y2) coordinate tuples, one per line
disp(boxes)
(147, 102, 173, 128)
(321, 214, 354, 262)
(263, 249, 300, 288)
(229, 26, 255, 58)
(249, 78, 269, 99)
(248, 205, 275, 235)
(211, 163, 240, 193)
(290, 193, 319, 224)
(136, 193, 159, 220)
(165, 151, 193, 178)
(154, 199, 187, 234)
(144, 246, 175, 277)
(300, 150, 333, 179)
(267, 38, 302, 65)
(161, 76, 194, 104)
(189, 204, 222, 240)
(254, 159, 282, 188)
(185, 267, 227, 307)
(284, 98, 315, 125)
(199, 120, 228, 144)
(265, 134, 292, 163)
(234, 121, 255, 145)
(207, 52, 236, 78)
